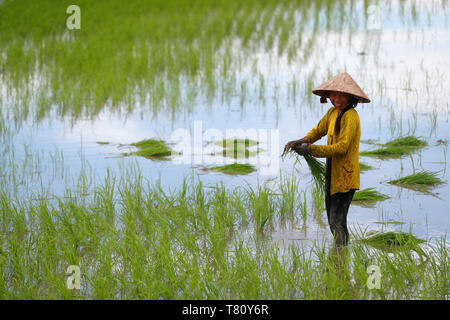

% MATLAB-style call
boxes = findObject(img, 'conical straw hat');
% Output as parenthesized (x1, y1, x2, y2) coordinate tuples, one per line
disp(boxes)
(312, 72, 370, 103)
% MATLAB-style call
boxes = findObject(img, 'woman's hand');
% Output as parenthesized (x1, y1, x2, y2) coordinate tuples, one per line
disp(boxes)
(282, 138, 307, 157)
(293, 142, 310, 156)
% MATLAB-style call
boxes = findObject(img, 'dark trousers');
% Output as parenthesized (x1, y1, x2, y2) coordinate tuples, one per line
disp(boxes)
(325, 159, 355, 246)
(325, 189, 355, 246)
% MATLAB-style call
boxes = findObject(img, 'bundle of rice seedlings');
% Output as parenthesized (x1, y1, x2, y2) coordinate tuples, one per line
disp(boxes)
(361, 231, 426, 254)
(303, 153, 326, 192)
(388, 171, 445, 187)
(282, 145, 326, 192)
(211, 138, 263, 158)
(385, 136, 427, 148)
(218, 147, 262, 158)
(352, 188, 390, 202)
(359, 162, 373, 171)
(131, 138, 172, 158)
(208, 163, 256, 175)
(359, 146, 411, 157)
(360, 136, 427, 158)
(213, 138, 259, 148)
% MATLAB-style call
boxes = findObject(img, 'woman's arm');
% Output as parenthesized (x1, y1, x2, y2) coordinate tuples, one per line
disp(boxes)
(308, 112, 358, 158)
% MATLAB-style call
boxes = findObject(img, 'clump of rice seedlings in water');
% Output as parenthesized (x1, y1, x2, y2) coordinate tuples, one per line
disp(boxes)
(352, 188, 390, 202)
(361, 231, 426, 251)
(213, 138, 259, 148)
(278, 172, 299, 219)
(212, 138, 263, 158)
(385, 136, 427, 148)
(299, 190, 308, 221)
(359, 162, 373, 172)
(312, 183, 325, 215)
(96, 141, 109, 145)
(359, 146, 411, 158)
(360, 136, 427, 158)
(208, 163, 256, 175)
(388, 171, 445, 187)
(219, 148, 262, 158)
(131, 138, 173, 158)
(245, 184, 274, 232)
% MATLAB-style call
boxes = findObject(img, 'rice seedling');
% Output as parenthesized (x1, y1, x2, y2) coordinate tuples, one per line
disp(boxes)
(213, 138, 259, 148)
(312, 183, 325, 215)
(244, 184, 275, 232)
(206, 163, 257, 175)
(131, 138, 173, 159)
(359, 146, 412, 158)
(385, 136, 427, 149)
(360, 136, 427, 158)
(217, 148, 262, 159)
(360, 231, 426, 251)
(277, 172, 299, 219)
(303, 154, 326, 193)
(299, 190, 308, 222)
(359, 162, 373, 172)
(282, 148, 326, 193)
(388, 171, 445, 188)
(210, 139, 263, 159)
(352, 188, 390, 202)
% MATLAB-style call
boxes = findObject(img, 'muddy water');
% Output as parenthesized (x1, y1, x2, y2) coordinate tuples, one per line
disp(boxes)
(0, 0, 449, 249)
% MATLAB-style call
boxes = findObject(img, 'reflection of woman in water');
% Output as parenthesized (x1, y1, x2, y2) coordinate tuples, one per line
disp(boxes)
(283, 72, 370, 246)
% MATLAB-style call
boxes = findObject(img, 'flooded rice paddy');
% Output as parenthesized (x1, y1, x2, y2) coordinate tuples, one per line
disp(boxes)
(0, 0, 448, 299)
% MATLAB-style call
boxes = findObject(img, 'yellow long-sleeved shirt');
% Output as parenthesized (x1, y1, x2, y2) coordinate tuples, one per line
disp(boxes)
(302, 106, 361, 195)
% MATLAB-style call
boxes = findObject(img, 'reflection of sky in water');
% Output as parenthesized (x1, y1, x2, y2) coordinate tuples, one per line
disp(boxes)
(1, 0, 450, 245)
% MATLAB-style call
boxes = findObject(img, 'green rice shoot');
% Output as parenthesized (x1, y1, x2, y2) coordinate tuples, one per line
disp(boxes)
(303, 154, 326, 193)
(361, 231, 426, 250)
(385, 136, 427, 148)
(388, 171, 445, 186)
(359, 162, 373, 171)
(352, 188, 390, 202)
(213, 139, 259, 148)
(359, 146, 412, 157)
(282, 148, 326, 193)
(131, 138, 172, 158)
(360, 136, 427, 158)
(209, 163, 256, 175)
(212, 139, 262, 158)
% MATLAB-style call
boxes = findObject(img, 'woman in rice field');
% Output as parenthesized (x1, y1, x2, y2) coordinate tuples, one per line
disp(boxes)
(283, 72, 370, 246)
